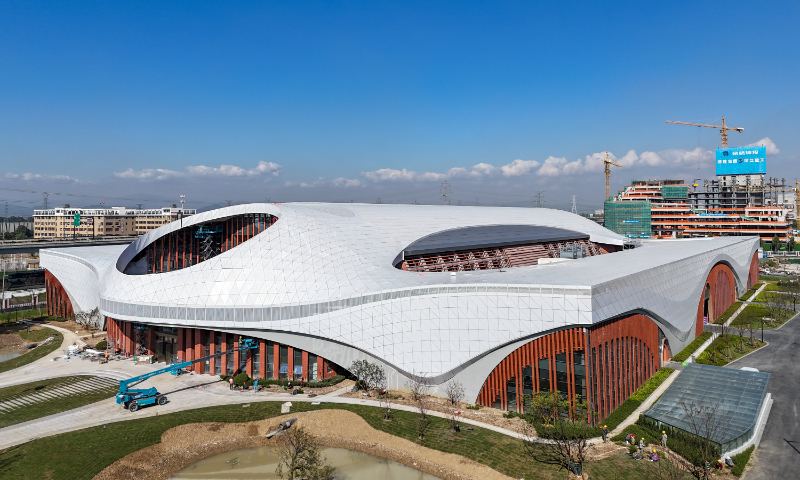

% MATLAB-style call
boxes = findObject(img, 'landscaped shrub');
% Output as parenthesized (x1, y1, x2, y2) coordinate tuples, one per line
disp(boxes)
(232, 372, 251, 387)
(730, 445, 754, 477)
(672, 332, 712, 362)
(258, 375, 345, 389)
(635, 415, 720, 467)
(94, 340, 107, 350)
(714, 302, 742, 324)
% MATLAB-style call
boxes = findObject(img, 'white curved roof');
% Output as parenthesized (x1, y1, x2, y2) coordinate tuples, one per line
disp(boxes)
(41, 203, 758, 380)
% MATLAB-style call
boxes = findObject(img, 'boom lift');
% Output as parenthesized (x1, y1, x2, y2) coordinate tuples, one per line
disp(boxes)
(116, 338, 258, 412)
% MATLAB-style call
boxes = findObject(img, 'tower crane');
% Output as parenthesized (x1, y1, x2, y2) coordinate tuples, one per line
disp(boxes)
(603, 152, 622, 200)
(665, 116, 743, 148)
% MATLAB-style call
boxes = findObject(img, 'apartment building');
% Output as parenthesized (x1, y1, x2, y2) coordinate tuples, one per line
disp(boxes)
(604, 179, 793, 241)
(33, 205, 196, 239)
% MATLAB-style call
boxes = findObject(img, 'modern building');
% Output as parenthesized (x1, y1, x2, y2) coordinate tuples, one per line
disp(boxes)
(644, 363, 771, 456)
(41, 203, 759, 419)
(33, 205, 196, 239)
(605, 179, 793, 241)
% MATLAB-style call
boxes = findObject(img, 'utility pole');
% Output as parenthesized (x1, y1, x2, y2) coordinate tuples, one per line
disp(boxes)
(533, 192, 544, 208)
(179, 195, 185, 228)
(571, 195, 577, 215)
(440, 181, 451, 206)
(375, 198, 382, 204)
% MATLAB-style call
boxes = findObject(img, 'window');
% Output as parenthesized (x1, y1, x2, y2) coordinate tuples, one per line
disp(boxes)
(506, 377, 517, 412)
(214, 332, 221, 375)
(555, 353, 569, 396)
(252, 341, 260, 378)
(279, 345, 288, 379)
(538, 358, 550, 392)
(309, 353, 318, 381)
(293, 349, 303, 381)
(573, 350, 586, 402)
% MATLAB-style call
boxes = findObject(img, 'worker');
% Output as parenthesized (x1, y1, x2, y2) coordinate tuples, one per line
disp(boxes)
(602, 425, 609, 443)
(253, 378, 259, 393)
(229, 377, 234, 390)
(650, 449, 659, 462)
(639, 438, 645, 452)
(662, 431, 668, 448)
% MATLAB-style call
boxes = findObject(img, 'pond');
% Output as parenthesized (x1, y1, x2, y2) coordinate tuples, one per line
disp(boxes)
(171, 446, 441, 480)
(0, 352, 22, 363)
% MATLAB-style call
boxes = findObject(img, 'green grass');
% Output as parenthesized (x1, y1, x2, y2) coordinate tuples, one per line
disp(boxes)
(598, 368, 674, 430)
(735, 303, 795, 330)
(0, 327, 63, 374)
(672, 332, 712, 362)
(696, 334, 765, 366)
(0, 311, 60, 325)
(0, 401, 686, 480)
(730, 445, 754, 477)
(760, 275, 787, 282)
(739, 283, 763, 301)
(714, 302, 742, 325)
(0, 376, 118, 428)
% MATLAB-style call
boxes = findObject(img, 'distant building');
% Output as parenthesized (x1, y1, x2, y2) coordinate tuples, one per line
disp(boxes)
(33, 205, 196, 239)
(605, 178, 793, 241)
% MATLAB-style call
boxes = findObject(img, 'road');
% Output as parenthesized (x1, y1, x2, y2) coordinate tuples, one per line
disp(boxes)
(729, 311, 800, 479)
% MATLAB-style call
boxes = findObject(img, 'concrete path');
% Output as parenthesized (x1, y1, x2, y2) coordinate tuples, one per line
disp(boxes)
(722, 308, 800, 480)
(0, 376, 117, 413)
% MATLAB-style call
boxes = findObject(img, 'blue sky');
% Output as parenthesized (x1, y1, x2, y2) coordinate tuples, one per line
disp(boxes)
(1, 1, 798, 212)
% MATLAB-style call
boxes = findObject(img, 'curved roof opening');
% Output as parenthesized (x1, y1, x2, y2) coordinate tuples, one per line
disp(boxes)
(395, 224, 611, 272)
(122, 213, 277, 275)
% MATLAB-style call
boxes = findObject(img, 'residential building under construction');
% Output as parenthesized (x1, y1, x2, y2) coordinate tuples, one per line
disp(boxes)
(33, 205, 196, 239)
(604, 177, 794, 241)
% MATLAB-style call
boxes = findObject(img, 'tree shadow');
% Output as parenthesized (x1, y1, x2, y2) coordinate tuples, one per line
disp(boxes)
(784, 439, 800, 456)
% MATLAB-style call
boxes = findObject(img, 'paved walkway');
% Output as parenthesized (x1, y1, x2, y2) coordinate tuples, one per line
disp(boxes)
(0, 323, 526, 450)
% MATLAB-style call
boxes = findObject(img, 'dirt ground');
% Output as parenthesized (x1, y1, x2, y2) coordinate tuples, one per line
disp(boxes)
(94, 409, 514, 480)
(341, 389, 530, 433)
(0, 325, 48, 354)
(47, 320, 103, 342)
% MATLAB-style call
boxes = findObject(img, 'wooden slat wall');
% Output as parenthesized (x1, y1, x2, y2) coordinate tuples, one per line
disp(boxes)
(476, 327, 586, 411)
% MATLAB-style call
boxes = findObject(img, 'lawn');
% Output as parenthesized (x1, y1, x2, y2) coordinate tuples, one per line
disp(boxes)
(0, 401, 693, 480)
(672, 332, 712, 362)
(714, 301, 742, 325)
(0, 326, 63, 374)
(0, 376, 118, 428)
(696, 334, 765, 366)
(734, 303, 796, 330)
(739, 283, 763, 301)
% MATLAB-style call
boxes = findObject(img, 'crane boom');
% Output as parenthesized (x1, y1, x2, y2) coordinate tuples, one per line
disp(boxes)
(665, 116, 743, 148)
(665, 120, 744, 132)
(603, 152, 622, 200)
(116, 338, 258, 412)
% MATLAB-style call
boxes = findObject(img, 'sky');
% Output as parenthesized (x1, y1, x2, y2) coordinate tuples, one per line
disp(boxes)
(1, 1, 798, 214)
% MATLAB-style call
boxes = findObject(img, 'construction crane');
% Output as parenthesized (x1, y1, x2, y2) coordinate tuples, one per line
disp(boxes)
(665, 116, 743, 148)
(603, 152, 622, 200)
(116, 339, 258, 412)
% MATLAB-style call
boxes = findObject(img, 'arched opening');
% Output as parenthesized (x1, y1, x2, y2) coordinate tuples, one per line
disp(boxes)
(661, 338, 671, 363)
(703, 282, 713, 325)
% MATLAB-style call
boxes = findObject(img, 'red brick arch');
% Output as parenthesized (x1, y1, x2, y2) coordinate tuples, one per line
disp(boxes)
(695, 263, 737, 337)
(748, 251, 759, 289)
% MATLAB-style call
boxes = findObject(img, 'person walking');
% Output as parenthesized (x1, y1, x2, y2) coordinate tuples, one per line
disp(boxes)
(661, 431, 668, 448)
(253, 378, 259, 393)
(229, 377, 234, 390)
(602, 425, 609, 443)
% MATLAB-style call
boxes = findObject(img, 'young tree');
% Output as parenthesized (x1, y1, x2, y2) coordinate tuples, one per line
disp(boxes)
(680, 400, 730, 480)
(735, 319, 746, 352)
(405, 371, 432, 440)
(348, 359, 386, 393)
(442, 379, 466, 431)
(746, 317, 757, 346)
(275, 426, 336, 480)
(520, 403, 594, 476)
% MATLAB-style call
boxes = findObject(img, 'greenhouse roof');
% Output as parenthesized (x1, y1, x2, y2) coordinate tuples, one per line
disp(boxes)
(643, 363, 769, 445)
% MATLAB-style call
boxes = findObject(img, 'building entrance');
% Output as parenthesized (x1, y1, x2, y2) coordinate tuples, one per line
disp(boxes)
(155, 332, 177, 364)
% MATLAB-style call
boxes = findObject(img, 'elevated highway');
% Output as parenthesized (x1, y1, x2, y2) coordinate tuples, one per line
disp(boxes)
(0, 236, 137, 255)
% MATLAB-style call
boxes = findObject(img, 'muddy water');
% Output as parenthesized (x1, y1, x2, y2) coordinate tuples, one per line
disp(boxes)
(0, 352, 21, 362)
(171, 446, 441, 480)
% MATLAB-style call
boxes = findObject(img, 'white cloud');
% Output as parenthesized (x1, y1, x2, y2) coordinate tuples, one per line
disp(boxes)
(114, 161, 282, 180)
(3, 172, 81, 182)
(617, 150, 640, 167)
(114, 168, 182, 180)
(332, 177, 362, 187)
(745, 137, 780, 155)
(641, 147, 714, 168)
(501, 159, 539, 177)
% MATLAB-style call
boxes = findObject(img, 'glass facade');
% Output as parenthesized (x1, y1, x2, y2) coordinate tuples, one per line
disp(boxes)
(644, 363, 770, 453)
(266, 341, 274, 379)
(279, 345, 288, 379)
(214, 332, 221, 375)
(538, 358, 550, 391)
(293, 349, 303, 381)
(573, 350, 586, 401)
(506, 377, 517, 412)
(309, 353, 318, 381)
(555, 353, 569, 395)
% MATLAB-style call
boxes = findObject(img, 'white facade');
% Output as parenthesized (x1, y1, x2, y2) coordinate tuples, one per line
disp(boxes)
(41, 203, 758, 399)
